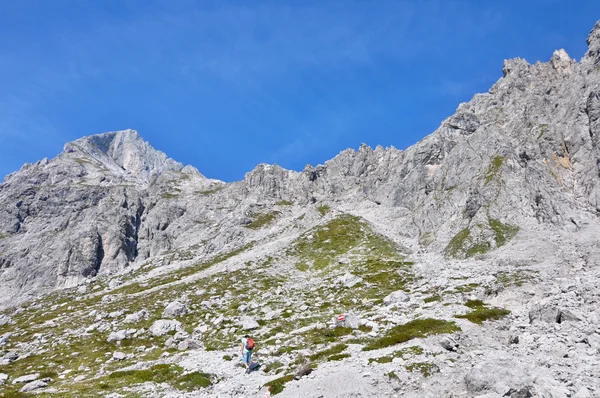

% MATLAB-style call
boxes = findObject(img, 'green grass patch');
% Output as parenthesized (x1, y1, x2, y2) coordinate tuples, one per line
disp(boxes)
(263, 361, 284, 373)
(484, 155, 505, 184)
(368, 345, 424, 363)
(405, 362, 438, 377)
(495, 270, 537, 288)
(302, 327, 353, 346)
(223, 355, 232, 361)
(455, 300, 510, 324)
(363, 319, 460, 351)
(264, 374, 295, 395)
(444, 228, 471, 258)
(197, 187, 222, 196)
(244, 211, 280, 230)
(161, 192, 179, 199)
(317, 205, 330, 216)
(288, 214, 404, 271)
(424, 295, 442, 303)
(309, 343, 347, 361)
(100, 364, 212, 393)
(327, 353, 351, 361)
(276, 200, 293, 206)
(488, 218, 519, 247)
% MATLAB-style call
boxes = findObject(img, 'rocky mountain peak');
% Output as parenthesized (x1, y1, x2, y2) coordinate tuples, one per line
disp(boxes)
(584, 20, 600, 66)
(63, 129, 183, 182)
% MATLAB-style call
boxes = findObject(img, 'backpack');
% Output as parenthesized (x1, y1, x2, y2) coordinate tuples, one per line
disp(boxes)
(245, 338, 255, 350)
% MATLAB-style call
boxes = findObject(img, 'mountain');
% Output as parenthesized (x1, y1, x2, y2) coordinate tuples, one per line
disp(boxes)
(1, 20, 600, 398)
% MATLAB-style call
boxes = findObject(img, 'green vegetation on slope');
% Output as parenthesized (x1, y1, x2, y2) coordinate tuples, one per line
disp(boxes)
(244, 211, 281, 230)
(484, 155, 505, 184)
(363, 318, 460, 351)
(444, 218, 519, 259)
(455, 300, 510, 324)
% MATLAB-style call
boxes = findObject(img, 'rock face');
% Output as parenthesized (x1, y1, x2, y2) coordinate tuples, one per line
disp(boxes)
(2, 28, 600, 306)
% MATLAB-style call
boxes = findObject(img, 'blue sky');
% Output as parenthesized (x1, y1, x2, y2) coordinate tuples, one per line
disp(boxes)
(1, 1, 598, 182)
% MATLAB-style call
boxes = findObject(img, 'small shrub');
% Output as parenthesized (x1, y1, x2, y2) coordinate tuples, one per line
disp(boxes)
(223, 355, 232, 361)
(276, 200, 293, 206)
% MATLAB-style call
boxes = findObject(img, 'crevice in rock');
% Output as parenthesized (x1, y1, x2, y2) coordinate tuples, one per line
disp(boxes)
(88, 232, 104, 277)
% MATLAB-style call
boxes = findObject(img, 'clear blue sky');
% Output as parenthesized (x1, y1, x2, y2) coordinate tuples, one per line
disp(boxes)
(1, 1, 598, 182)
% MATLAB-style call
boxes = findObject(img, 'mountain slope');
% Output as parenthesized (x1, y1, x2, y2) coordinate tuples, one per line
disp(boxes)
(0, 20, 600, 398)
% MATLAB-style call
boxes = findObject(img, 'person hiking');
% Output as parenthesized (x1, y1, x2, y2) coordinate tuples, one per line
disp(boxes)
(240, 334, 255, 373)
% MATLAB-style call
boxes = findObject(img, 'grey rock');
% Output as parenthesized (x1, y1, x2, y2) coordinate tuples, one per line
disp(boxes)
(440, 336, 459, 351)
(0, 315, 13, 326)
(383, 290, 410, 306)
(240, 316, 259, 330)
(12, 373, 40, 384)
(149, 319, 183, 337)
(572, 387, 592, 398)
(177, 339, 200, 351)
(2, 351, 19, 364)
(529, 304, 560, 323)
(333, 313, 361, 329)
(107, 330, 129, 343)
(336, 272, 363, 288)
(20, 379, 48, 392)
(123, 309, 148, 323)
(0, 373, 8, 385)
(112, 351, 127, 361)
(163, 301, 188, 318)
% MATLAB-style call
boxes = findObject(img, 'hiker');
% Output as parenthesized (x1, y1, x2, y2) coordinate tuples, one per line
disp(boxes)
(240, 334, 255, 373)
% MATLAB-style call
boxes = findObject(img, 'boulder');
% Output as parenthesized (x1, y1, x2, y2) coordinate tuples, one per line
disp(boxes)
(557, 309, 581, 323)
(177, 339, 200, 351)
(333, 313, 361, 329)
(20, 379, 48, 392)
(149, 319, 183, 337)
(195, 325, 209, 334)
(465, 360, 533, 396)
(383, 290, 410, 306)
(0, 373, 8, 385)
(112, 352, 127, 361)
(440, 336, 459, 351)
(2, 351, 19, 364)
(264, 310, 282, 321)
(529, 304, 560, 323)
(12, 373, 40, 384)
(124, 310, 148, 323)
(163, 301, 188, 318)
(240, 316, 260, 331)
(336, 272, 362, 288)
(107, 330, 129, 343)
(0, 333, 10, 346)
(0, 315, 13, 326)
